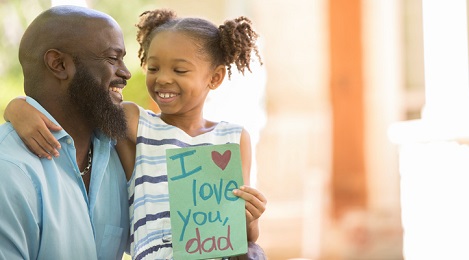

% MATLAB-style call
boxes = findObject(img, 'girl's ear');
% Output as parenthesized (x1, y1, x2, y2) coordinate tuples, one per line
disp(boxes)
(209, 65, 226, 90)
(44, 49, 72, 80)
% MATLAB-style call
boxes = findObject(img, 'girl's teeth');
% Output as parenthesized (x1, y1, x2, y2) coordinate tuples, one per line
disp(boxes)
(159, 92, 176, 98)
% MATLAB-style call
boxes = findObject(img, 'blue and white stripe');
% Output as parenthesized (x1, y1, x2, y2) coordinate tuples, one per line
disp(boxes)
(128, 107, 243, 260)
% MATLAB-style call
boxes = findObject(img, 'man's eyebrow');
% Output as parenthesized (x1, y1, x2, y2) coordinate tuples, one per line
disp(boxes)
(103, 47, 126, 56)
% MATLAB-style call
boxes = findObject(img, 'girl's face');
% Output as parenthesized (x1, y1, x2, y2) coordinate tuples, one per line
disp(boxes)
(145, 31, 214, 117)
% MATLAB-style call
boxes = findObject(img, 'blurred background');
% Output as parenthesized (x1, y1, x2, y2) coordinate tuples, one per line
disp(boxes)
(2, 0, 469, 259)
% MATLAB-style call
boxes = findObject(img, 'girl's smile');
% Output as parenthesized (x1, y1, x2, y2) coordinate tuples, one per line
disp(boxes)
(156, 91, 179, 103)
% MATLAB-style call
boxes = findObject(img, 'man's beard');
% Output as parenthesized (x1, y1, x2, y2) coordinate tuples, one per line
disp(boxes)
(67, 62, 127, 140)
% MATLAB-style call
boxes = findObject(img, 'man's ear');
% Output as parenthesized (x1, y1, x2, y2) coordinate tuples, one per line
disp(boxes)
(44, 49, 71, 80)
(209, 65, 226, 90)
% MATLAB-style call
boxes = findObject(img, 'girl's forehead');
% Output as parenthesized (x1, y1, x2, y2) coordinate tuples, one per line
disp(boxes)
(148, 31, 205, 60)
(152, 31, 194, 45)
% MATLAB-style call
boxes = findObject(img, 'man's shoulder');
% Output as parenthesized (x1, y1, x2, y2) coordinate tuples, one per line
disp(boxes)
(0, 140, 44, 200)
(0, 122, 15, 141)
(0, 123, 40, 172)
(0, 152, 38, 194)
(0, 122, 29, 150)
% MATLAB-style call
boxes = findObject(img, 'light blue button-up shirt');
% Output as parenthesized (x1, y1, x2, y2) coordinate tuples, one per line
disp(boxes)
(0, 97, 129, 260)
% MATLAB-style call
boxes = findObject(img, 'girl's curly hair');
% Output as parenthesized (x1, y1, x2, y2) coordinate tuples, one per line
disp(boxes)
(135, 9, 262, 79)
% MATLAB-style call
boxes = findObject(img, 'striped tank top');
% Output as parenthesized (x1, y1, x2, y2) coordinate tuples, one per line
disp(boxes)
(128, 107, 243, 260)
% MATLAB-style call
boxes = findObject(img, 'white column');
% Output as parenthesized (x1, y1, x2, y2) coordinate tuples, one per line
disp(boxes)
(389, 1, 469, 143)
(389, 1, 469, 259)
(421, 1, 469, 123)
(362, 0, 402, 214)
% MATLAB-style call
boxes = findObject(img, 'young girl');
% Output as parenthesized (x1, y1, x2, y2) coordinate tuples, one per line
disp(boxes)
(5, 9, 267, 259)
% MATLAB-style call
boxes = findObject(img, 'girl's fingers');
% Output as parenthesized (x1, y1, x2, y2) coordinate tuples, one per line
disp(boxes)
(39, 130, 60, 156)
(8, 98, 62, 159)
(245, 201, 263, 220)
(43, 116, 63, 132)
(233, 186, 267, 221)
(23, 137, 52, 159)
(41, 115, 62, 150)
(23, 131, 60, 159)
(25, 115, 62, 159)
(245, 208, 255, 222)
(239, 186, 267, 203)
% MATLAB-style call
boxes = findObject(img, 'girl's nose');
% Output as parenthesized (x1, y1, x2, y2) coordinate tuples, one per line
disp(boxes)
(155, 71, 172, 85)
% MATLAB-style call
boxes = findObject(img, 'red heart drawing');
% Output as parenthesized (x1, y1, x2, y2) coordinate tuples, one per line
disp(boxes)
(211, 150, 231, 170)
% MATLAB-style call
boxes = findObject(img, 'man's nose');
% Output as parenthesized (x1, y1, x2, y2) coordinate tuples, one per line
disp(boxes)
(117, 67, 131, 80)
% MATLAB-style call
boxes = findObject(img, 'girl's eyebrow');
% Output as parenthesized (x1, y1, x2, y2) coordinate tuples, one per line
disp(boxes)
(147, 56, 194, 65)
(173, 58, 192, 64)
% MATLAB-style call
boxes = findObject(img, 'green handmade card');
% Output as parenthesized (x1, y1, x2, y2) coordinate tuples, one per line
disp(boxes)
(166, 143, 247, 259)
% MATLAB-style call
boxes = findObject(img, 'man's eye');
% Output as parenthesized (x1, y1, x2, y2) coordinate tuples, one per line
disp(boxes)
(106, 57, 119, 64)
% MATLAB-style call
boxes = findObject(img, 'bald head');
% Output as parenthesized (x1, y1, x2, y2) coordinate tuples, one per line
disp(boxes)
(19, 5, 121, 95)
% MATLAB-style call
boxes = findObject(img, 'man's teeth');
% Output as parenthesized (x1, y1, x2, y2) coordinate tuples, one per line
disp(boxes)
(110, 87, 122, 94)
(158, 92, 177, 98)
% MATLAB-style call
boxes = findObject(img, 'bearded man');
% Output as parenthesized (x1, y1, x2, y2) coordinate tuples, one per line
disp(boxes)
(0, 5, 131, 259)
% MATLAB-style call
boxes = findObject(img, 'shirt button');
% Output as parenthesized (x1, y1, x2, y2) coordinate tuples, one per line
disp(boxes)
(66, 139, 72, 145)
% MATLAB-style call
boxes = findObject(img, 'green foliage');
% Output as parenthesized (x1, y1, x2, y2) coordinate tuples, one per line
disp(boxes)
(125, 68, 154, 109)
(0, 0, 48, 124)
(0, 0, 163, 124)
(0, 73, 25, 124)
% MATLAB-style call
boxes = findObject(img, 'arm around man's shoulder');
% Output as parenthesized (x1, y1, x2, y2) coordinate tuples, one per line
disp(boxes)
(122, 101, 141, 143)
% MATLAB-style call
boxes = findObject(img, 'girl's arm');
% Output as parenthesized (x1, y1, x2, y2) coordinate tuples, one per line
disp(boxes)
(235, 128, 267, 242)
(116, 102, 140, 181)
(3, 97, 62, 159)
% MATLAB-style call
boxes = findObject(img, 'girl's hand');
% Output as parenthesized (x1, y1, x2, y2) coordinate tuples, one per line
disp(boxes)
(233, 185, 267, 223)
(4, 98, 62, 159)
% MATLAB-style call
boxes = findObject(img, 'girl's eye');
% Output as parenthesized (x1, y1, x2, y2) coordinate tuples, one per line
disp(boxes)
(147, 67, 158, 72)
(175, 69, 188, 74)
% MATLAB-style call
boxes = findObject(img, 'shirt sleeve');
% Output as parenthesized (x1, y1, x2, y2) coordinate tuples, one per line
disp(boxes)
(0, 160, 41, 260)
